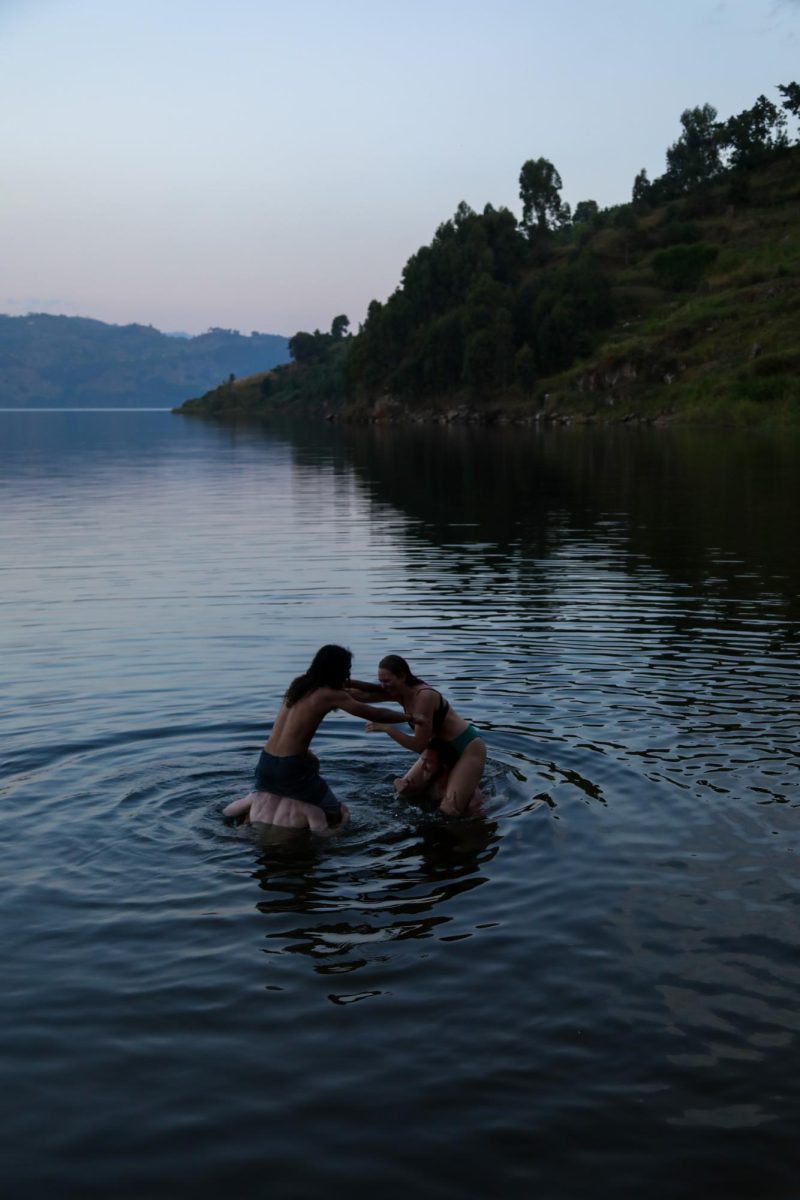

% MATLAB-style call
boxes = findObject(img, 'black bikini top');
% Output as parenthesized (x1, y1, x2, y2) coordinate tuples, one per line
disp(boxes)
(415, 686, 450, 733)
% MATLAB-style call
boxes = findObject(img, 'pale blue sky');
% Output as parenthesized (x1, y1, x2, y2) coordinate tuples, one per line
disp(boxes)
(1, 0, 798, 335)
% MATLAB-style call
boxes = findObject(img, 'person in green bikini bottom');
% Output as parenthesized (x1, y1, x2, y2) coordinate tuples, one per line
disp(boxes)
(348, 654, 486, 817)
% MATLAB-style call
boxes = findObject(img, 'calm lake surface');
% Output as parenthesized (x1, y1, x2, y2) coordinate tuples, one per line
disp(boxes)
(1, 409, 798, 1199)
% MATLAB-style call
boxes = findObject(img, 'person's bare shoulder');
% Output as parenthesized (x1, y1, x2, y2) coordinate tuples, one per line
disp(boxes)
(300, 686, 342, 716)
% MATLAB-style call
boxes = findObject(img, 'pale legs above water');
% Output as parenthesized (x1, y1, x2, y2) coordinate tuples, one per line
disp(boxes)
(223, 790, 349, 833)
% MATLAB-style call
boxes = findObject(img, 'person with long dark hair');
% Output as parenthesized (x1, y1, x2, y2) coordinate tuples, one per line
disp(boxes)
(349, 654, 485, 817)
(224, 645, 410, 829)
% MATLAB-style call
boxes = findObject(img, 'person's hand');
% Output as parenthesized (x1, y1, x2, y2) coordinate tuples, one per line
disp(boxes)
(366, 722, 387, 733)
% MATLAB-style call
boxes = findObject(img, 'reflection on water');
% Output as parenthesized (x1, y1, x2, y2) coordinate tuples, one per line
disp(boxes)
(221, 748, 503, 999)
(1, 410, 799, 1200)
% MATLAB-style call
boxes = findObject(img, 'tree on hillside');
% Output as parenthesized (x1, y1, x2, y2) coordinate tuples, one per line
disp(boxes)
(463, 273, 514, 394)
(289, 329, 330, 365)
(721, 95, 788, 169)
(573, 199, 599, 225)
(330, 314, 350, 339)
(519, 157, 569, 235)
(778, 81, 800, 133)
(612, 205, 639, 266)
(664, 104, 723, 192)
(632, 168, 651, 205)
(513, 255, 613, 378)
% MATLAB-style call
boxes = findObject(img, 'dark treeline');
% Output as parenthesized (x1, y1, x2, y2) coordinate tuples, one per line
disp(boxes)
(223, 81, 799, 417)
(343, 82, 799, 405)
(641, 83, 800, 200)
(345, 202, 614, 400)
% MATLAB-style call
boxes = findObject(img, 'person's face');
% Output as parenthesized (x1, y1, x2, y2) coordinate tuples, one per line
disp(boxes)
(378, 667, 403, 698)
(420, 747, 439, 773)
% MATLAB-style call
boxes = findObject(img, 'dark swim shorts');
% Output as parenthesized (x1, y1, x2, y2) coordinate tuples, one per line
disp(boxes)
(254, 750, 341, 818)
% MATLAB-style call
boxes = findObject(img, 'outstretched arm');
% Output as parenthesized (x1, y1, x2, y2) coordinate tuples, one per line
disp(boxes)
(367, 698, 434, 753)
(346, 678, 389, 701)
(332, 690, 409, 724)
(368, 722, 429, 752)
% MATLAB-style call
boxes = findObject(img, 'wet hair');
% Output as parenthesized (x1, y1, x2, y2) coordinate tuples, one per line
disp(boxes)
(379, 654, 422, 687)
(285, 644, 353, 707)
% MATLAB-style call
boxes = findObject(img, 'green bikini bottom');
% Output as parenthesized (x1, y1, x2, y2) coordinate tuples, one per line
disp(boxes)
(448, 723, 482, 759)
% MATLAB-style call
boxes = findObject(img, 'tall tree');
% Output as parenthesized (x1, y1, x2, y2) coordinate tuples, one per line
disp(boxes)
(632, 168, 651, 204)
(573, 199, 599, 225)
(519, 157, 567, 235)
(721, 95, 788, 169)
(665, 104, 723, 191)
(778, 81, 800, 133)
(330, 314, 350, 340)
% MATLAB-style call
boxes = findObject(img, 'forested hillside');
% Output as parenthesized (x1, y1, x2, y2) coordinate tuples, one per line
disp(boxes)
(179, 82, 800, 426)
(0, 315, 289, 408)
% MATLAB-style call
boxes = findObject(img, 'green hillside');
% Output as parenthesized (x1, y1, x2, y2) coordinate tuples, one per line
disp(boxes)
(531, 149, 800, 426)
(178, 85, 800, 427)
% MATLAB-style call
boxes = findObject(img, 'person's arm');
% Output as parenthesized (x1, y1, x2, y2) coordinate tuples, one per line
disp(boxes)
(345, 679, 390, 703)
(368, 722, 428, 751)
(367, 698, 434, 753)
(333, 691, 410, 724)
(347, 678, 388, 696)
(346, 686, 384, 702)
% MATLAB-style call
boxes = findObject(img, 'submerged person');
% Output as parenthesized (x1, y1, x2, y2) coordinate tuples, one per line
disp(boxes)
(223, 780, 349, 835)
(349, 654, 486, 817)
(223, 644, 410, 830)
(392, 736, 483, 814)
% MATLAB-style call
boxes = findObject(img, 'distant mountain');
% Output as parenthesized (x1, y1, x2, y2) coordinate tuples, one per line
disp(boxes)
(0, 314, 290, 408)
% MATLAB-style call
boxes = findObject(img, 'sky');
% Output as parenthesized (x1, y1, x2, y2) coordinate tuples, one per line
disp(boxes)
(1, 0, 798, 337)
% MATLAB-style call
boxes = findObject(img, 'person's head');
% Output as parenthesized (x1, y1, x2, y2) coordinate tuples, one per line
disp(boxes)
(424, 736, 458, 778)
(308, 644, 352, 688)
(378, 654, 421, 697)
(286, 644, 352, 706)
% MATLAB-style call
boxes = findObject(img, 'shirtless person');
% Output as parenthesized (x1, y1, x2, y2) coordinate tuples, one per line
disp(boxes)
(223, 644, 410, 831)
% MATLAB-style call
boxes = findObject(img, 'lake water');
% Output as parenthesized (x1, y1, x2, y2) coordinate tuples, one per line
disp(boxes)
(1, 409, 798, 1199)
